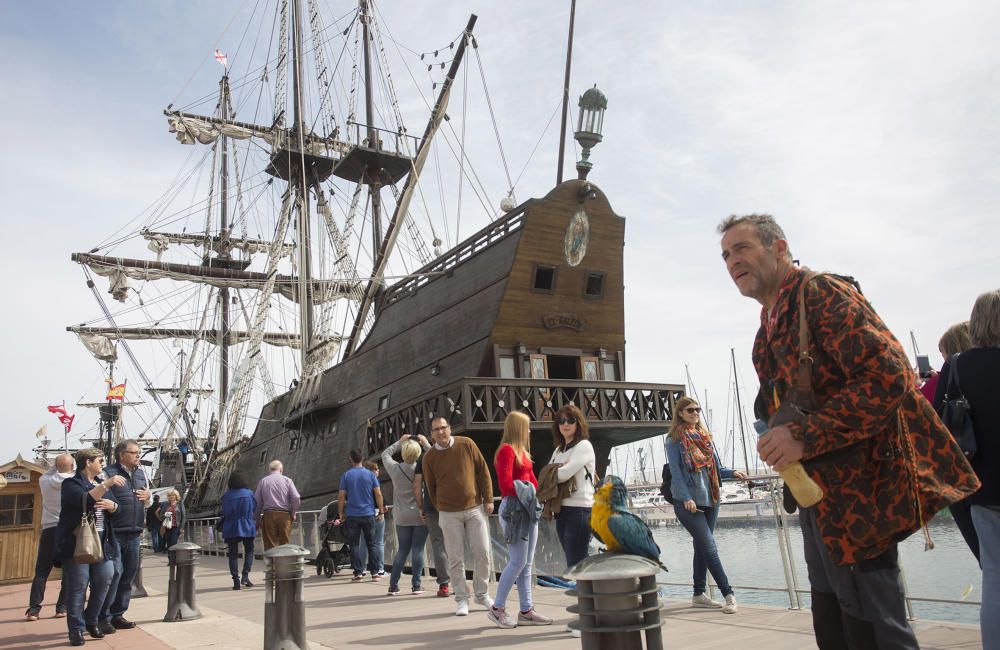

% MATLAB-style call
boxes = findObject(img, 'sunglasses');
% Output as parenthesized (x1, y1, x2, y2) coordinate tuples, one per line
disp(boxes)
(683, 407, 702, 414)
(558, 417, 577, 425)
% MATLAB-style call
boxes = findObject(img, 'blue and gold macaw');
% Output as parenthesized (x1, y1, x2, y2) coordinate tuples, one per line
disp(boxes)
(591, 475, 666, 569)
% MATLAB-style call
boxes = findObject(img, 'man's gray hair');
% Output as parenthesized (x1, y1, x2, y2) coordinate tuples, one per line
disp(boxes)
(114, 438, 140, 462)
(970, 289, 1000, 348)
(269, 460, 283, 472)
(718, 213, 793, 259)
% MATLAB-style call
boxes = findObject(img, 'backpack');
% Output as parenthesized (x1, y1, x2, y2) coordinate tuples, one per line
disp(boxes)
(658, 463, 674, 504)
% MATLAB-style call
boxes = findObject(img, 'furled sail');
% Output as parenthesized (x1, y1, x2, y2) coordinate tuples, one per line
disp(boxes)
(77, 332, 117, 362)
(72, 253, 357, 304)
(165, 111, 352, 158)
(140, 229, 296, 258)
(67, 325, 340, 350)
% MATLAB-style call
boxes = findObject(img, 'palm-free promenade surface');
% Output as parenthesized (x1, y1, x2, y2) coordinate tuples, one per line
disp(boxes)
(0, 552, 981, 649)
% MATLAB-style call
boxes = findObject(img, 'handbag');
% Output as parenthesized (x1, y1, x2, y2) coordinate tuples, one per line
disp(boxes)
(939, 354, 977, 459)
(73, 493, 104, 564)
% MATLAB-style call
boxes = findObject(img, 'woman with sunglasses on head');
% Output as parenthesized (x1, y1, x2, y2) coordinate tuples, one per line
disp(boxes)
(549, 405, 597, 570)
(665, 396, 746, 614)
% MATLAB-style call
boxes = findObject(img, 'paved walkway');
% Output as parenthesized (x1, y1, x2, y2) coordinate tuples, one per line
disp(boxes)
(0, 552, 982, 649)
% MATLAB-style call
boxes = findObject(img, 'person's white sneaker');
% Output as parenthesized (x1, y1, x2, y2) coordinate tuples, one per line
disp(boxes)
(722, 594, 738, 614)
(692, 593, 723, 608)
(565, 623, 581, 638)
(475, 594, 494, 610)
(455, 600, 469, 616)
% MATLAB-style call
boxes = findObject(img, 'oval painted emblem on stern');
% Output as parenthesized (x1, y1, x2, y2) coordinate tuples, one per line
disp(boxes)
(564, 210, 590, 267)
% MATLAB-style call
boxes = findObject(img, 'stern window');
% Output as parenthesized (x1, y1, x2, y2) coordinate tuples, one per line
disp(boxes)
(584, 271, 606, 298)
(532, 265, 556, 293)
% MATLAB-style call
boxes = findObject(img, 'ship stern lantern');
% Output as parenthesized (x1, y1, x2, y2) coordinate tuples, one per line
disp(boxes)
(574, 85, 608, 180)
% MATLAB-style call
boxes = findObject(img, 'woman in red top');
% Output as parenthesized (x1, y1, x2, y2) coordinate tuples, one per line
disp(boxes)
(488, 412, 552, 629)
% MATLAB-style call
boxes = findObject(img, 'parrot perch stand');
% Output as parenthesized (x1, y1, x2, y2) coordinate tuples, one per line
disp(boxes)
(565, 553, 663, 650)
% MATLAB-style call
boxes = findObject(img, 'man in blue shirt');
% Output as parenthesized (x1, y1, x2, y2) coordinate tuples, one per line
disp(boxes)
(337, 448, 385, 581)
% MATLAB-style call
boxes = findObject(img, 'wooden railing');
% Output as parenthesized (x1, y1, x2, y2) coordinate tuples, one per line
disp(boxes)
(366, 378, 686, 454)
(381, 209, 527, 307)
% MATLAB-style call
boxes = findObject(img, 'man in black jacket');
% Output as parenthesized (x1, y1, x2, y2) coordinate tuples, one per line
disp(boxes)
(101, 439, 151, 631)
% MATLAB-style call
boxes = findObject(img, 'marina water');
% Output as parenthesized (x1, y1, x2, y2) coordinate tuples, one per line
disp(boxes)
(651, 515, 981, 625)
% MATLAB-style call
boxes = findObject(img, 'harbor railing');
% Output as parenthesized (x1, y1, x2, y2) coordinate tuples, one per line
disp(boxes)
(174, 474, 979, 622)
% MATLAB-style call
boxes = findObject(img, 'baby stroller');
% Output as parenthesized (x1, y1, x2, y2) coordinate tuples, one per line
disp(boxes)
(315, 501, 352, 578)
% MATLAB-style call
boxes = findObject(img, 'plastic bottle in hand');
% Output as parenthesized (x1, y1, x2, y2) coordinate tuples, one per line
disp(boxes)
(753, 420, 823, 507)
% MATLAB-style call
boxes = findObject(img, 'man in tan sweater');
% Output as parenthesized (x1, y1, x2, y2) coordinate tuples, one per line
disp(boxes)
(421, 416, 494, 616)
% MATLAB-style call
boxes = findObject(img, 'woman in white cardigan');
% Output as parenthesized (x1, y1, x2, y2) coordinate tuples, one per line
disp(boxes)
(548, 405, 596, 568)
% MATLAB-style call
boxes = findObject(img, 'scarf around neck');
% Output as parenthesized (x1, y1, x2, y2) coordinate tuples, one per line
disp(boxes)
(680, 428, 720, 504)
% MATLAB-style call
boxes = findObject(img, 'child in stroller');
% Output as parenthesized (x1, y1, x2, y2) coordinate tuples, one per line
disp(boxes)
(315, 501, 352, 578)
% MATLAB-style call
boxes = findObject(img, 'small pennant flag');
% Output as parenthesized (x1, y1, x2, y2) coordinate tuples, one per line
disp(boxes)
(35, 424, 48, 439)
(214, 49, 228, 69)
(106, 383, 126, 401)
(47, 404, 75, 434)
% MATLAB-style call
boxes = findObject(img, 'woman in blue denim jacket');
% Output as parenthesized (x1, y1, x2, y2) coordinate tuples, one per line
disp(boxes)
(54, 448, 125, 646)
(664, 396, 746, 615)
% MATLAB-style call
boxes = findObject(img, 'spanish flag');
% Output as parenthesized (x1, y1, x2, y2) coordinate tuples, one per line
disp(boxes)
(106, 383, 126, 401)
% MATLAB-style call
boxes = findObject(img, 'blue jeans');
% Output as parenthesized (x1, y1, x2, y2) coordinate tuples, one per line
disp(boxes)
(673, 502, 733, 597)
(227, 537, 255, 580)
(344, 516, 378, 576)
(63, 557, 115, 633)
(148, 525, 161, 552)
(102, 531, 140, 621)
(972, 505, 1000, 649)
(372, 516, 385, 573)
(163, 525, 180, 550)
(555, 505, 592, 569)
(389, 524, 428, 590)
(495, 501, 538, 612)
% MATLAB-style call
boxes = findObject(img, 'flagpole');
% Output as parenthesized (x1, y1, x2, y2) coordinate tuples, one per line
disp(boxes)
(63, 400, 68, 452)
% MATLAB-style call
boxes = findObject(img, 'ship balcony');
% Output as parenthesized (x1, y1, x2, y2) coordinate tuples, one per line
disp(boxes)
(366, 378, 686, 455)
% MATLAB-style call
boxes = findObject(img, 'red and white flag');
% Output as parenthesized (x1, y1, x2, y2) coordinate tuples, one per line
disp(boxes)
(47, 403, 75, 434)
(214, 49, 228, 69)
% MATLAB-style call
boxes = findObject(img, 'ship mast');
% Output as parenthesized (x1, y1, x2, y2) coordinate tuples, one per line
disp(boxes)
(292, 0, 314, 372)
(360, 0, 384, 265)
(217, 75, 233, 433)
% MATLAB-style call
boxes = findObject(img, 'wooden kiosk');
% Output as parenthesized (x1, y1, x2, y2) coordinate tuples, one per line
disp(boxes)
(0, 454, 47, 584)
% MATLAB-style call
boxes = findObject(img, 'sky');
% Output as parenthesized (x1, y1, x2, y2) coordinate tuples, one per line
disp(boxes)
(1, 1, 997, 473)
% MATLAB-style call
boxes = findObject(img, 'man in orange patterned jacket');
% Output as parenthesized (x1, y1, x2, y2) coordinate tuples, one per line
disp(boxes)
(720, 214, 979, 650)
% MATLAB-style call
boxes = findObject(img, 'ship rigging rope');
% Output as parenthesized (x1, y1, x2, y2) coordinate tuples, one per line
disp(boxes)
(82, 267, 173, 428)
(511, 95, 563, 193)
(167, 1, 248, 108)
(375, 10, 494, 220)
(472, 46, 514, 201)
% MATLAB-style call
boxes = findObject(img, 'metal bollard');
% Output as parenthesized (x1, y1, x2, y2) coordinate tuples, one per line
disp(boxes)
(565, 554, 664, 650)
(163, 542, 202, 622)
(131, 544, 148, 598)
(264, 544, 311, 650)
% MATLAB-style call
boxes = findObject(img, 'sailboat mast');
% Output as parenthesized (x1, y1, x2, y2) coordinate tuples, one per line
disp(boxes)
(291, 0, 314, 371)
(360, 0, 383, 255)
(730, 347, 751, 473)
(217, 75, 233, 431)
